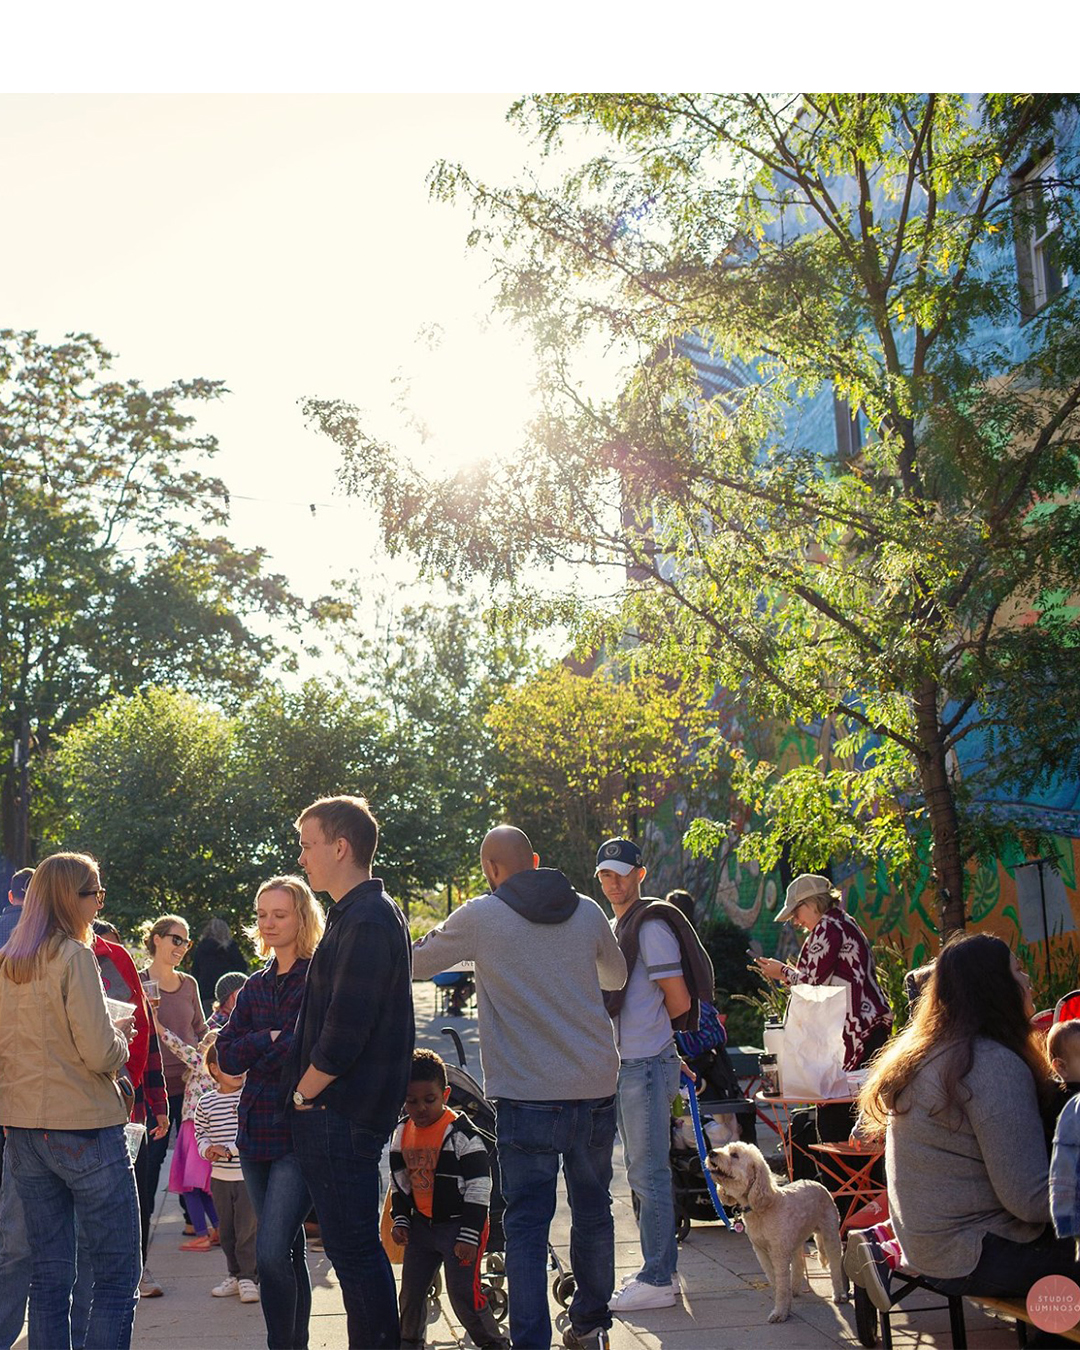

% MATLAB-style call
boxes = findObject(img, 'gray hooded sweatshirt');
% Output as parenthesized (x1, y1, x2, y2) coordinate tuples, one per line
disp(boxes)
(412, 869, 626, 1101)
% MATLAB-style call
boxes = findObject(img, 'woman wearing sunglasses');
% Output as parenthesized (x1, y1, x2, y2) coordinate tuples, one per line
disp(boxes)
(140, 914, 207, 1248)
(0, 853, 140, 1348)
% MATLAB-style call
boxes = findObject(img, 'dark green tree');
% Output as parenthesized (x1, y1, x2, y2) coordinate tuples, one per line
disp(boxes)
(0, 329, 303, 864)
(50, 686, 242, 937)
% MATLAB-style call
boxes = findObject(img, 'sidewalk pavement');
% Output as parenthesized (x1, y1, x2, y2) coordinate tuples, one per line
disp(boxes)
(13, 980, 1018, 1349)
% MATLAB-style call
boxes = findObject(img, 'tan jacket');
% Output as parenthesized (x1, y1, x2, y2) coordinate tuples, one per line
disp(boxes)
(0, 936, 129, 1129)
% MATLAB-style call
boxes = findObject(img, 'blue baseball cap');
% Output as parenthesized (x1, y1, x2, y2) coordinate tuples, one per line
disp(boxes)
(595, 838, 644, 875)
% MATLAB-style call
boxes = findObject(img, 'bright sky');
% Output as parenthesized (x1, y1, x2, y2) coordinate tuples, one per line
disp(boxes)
(1, 13, 1070, 649)
(1, 93, 545, 614)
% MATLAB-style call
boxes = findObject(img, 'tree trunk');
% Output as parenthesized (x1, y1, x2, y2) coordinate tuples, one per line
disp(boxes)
(913, 677, 967, 940)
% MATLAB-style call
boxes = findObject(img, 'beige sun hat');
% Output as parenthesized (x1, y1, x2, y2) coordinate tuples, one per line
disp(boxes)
(774, 873, 841, 923)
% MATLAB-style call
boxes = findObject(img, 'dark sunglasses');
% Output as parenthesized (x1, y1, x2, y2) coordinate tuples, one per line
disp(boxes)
(78, 887, 106, 902)
(163, 933, 190, 948)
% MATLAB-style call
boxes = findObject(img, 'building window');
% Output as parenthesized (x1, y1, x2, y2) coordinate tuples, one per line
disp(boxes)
(1014, 152, 1070, 320)
(833, 395, 867, 462)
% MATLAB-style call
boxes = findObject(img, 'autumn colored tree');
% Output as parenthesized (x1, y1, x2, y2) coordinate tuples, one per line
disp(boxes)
(486, 662, 712, 890)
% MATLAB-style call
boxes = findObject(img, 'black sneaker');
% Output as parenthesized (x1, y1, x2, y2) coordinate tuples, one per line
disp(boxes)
(844, 1230, 892, 1313)
(562, 1327, 609, 1349)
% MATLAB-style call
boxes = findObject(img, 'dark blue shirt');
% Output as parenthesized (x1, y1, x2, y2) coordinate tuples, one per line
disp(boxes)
(0, 905, 22, 950)
(284, 878, 414, 1139)
(217, 956, 309, 1161)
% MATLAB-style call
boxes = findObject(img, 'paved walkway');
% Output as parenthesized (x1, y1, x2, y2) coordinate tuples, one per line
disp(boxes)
(12, 981, 1018, 1348)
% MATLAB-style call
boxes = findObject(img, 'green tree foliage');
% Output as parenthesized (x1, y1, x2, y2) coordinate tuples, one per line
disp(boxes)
(305, 94, 1080, 939)
(47, 600, 530, 931)
(51, 687, 241, 936)
(486, 662, 711, 890)
(351, 597, 532, 896)
(0, 330, 302, 864)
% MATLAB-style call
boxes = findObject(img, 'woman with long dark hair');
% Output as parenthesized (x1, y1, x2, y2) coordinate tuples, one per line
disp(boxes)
(0, 853, 141, 1348)
(857, 932, 1073, 1297)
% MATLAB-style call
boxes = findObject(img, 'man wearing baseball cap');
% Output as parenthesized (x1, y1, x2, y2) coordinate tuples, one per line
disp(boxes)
(596, 837, 711, 1314)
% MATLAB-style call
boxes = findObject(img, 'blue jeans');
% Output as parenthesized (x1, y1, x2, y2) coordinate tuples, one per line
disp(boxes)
(616, 1044, 681, 1286)
(291, 1108, 398, 1350)
(0, 1158, 31, 1350)
(5, 1125, 141, 1350)
(242, 1153, 313, 1349)
(495, 1096, 616, 1348)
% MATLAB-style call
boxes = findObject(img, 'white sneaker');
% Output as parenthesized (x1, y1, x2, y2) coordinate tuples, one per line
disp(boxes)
(211, 1276, 239, 1297)
(609, 1277, 678, 1312)
(618, 1271, 681, 1292)
(238, 1279, 261, 1303)
(139, 1270, 163, 1298)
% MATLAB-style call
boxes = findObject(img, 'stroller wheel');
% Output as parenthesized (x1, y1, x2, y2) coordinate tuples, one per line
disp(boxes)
(553, 1273, 576, 1306)
(484, 1283, 508, 1322)
(675, 1212, 691, 1243)
(486, 1250, 506, 1276)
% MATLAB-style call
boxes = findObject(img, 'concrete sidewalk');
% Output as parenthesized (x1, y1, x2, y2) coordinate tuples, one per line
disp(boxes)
(13, 980, 1018, 1348)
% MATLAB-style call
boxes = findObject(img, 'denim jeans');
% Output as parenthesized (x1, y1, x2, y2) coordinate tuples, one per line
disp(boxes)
(5, 1125, 141, 1350)
(926, 1228, 1080, 1297)
(495, 1096, 616, 1348)
(242, 1153, 313, 1349)
(0, 1158, 31, 1350)
(291, 1108, 398, 1350)
(616, 1044, 681, 1286)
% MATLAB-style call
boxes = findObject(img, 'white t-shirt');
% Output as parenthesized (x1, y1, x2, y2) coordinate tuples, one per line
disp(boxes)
(612, 918, 682, 1060)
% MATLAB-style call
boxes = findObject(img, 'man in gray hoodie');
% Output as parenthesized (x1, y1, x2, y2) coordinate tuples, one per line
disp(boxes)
(412, 825, 626, 1350)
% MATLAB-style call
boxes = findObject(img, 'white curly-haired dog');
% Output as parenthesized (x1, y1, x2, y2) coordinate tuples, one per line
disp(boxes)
(707, 1140, 849, 1323)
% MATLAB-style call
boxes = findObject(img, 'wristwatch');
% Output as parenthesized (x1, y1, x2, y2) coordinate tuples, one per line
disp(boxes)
(292, 1090, 314, 1107)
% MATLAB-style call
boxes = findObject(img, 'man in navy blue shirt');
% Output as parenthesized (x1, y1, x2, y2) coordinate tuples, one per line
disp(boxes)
(286, 795, 414, 1350)
(0, 868, 33, 950)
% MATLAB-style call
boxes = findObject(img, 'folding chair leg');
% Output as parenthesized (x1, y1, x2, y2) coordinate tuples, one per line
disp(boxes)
(947, 1294, 967, 1349)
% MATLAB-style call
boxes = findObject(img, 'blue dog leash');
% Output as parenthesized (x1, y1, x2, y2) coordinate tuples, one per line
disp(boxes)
(680, 1071, 737, 1231)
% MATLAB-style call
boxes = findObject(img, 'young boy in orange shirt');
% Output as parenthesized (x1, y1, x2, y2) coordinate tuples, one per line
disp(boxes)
(389, 1049, 507, 1350)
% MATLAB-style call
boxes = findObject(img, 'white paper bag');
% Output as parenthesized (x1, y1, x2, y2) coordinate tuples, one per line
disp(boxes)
(777, 983, 849, 1100)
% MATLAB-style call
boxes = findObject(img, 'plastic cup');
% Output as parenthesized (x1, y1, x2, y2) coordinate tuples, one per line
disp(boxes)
(124, 1121, 146, 1162)
(105, 997, 136, 1023)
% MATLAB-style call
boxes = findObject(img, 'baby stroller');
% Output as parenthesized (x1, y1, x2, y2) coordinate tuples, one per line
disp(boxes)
(425, 1028, 508, 1325)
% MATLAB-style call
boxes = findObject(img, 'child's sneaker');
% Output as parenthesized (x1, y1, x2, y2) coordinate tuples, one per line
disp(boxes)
(238, 1280, 260, 1303)
(211, 1276, 239, 1297)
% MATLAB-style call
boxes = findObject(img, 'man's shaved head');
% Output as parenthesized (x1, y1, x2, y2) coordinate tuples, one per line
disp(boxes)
(480, 826, 539, 890)
(482, 826, 535, 872)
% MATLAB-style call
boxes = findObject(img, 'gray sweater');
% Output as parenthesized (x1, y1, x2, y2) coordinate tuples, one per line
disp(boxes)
(412, 869, 626, 1101)
(888, 1037, 1050, 1279)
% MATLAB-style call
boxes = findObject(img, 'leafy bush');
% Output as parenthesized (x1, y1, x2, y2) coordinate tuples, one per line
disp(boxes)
(698, 915, 779, 1045)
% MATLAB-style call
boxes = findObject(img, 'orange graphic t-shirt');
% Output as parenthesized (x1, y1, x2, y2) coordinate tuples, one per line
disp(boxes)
(401, 1107, 457, 1217)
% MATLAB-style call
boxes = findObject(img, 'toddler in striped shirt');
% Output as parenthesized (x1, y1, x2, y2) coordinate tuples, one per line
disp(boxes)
(195, 1040, 260, 1303)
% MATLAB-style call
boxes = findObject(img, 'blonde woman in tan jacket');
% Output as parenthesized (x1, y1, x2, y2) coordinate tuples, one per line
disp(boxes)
(0, 853, 141, 1350)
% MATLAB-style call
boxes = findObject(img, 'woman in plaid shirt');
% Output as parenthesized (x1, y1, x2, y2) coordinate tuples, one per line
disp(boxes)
(217, 876, 325, 1350)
